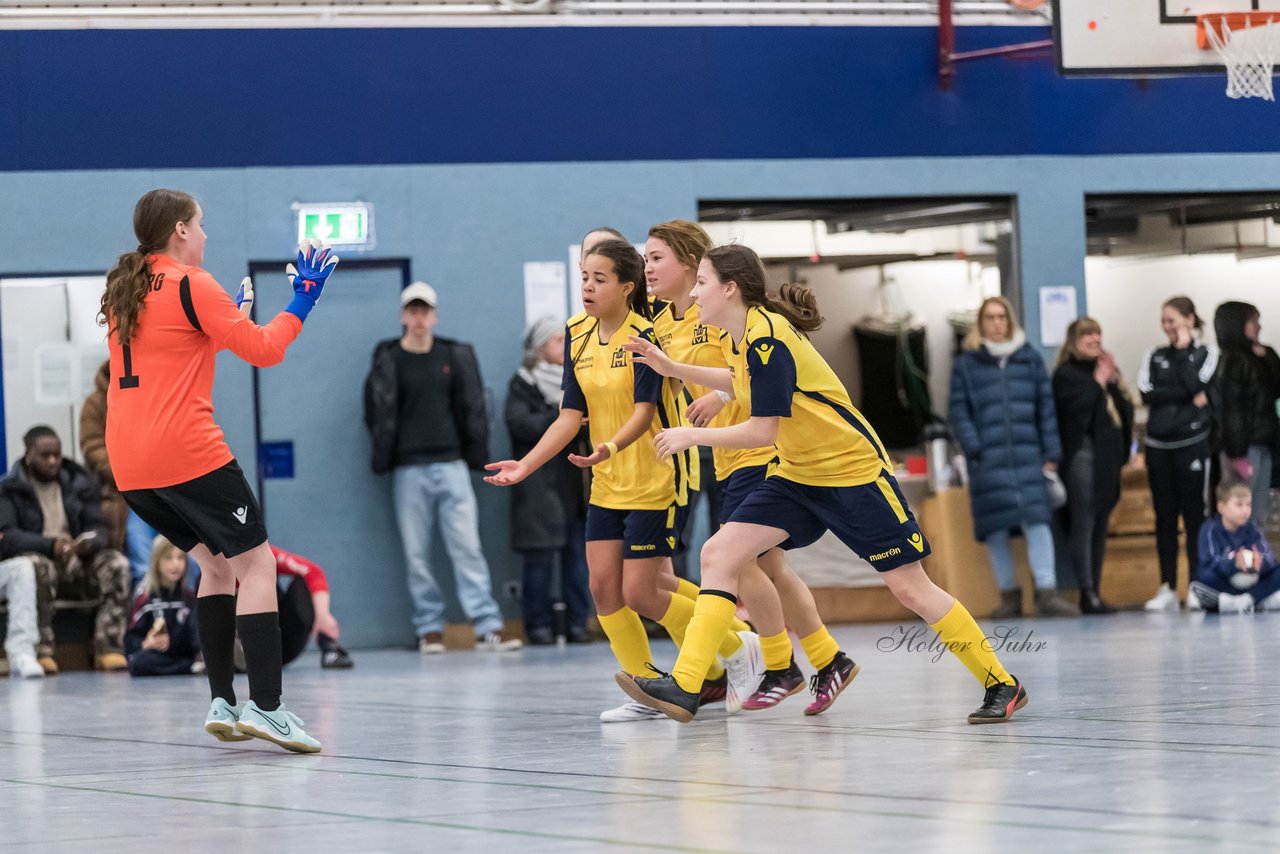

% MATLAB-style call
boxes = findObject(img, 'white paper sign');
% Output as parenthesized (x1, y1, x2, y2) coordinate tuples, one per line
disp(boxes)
(1039, 286, 1078, 348)
(34, 343, 77, 406)
(523, 261, 568, 328)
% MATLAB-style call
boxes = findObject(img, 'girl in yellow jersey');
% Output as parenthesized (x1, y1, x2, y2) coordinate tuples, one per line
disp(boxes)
(618, 244, 1028, 725)
(646, 221, 853, 715)
(486, 237, 759, 721)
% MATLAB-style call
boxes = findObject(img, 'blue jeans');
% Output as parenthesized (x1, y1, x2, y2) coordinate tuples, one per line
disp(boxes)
(393, 460, 503, 637)
(521, 518, 591, 632)
(985, 523, 1057, 592)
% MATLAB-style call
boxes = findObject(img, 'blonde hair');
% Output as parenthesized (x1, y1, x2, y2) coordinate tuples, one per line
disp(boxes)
(647, 220, 713, 272)
(145, 534, 187, 595)
(963, 296, 1021, 352)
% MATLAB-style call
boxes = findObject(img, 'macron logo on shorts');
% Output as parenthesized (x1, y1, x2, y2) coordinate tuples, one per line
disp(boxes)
(233, 506, 248, 525)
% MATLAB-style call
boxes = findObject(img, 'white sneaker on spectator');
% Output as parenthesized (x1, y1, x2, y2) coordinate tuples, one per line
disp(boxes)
(1185, 589, 1203, 611)
(10, 654, 44, 679)
(721, 630, 766, 715)
(419, 632, 446, 655)
(1218, 592, 1256, 614)
(477, 631, 523, 652)
(1144, 583, 1178, 612)
(1259, 590, 1280, 611)
(600, 701, 667, 723)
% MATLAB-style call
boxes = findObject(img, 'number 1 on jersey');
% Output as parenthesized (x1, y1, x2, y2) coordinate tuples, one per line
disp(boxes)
(120, 344, 140, 389)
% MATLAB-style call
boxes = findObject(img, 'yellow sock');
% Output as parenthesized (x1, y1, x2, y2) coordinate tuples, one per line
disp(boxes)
(671, 592, 737, 693)
(799, 626, 839, 671)
(597, 607, 653, 677)
(929, 599, 1013, 687)
(760, 631, 793, 671)
(660, 594, 729, 680)
(674, 578, 746, 665)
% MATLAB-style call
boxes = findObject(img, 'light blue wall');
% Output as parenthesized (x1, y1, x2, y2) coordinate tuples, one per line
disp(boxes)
(3, 152, 1278, 639)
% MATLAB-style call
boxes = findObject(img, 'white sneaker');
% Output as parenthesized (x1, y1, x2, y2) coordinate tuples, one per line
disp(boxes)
(600, 701, 667, 723)
(477, 631, 523, 652)
(1258, 590, 1280, 611)
(9, 654, 44, 679)
(419, 633, 446, 655)
(204, 697, 252, 742)
(235, 701, 322, 753)
(1185, 589, 1203, 611)
(720, 630, 766, 715)
(1144, 583, 1178, 612)
(1217, 592, 1256, 615)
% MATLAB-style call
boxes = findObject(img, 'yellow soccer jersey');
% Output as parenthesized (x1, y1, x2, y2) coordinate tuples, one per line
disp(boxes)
(650, 300, 705, 497)
(653, 301, 775, 482)
(724, 306, 891, 487)
(562, 310, 681, 510)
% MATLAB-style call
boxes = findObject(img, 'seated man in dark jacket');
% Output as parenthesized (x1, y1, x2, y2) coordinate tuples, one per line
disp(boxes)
(0, 425, 132, 672)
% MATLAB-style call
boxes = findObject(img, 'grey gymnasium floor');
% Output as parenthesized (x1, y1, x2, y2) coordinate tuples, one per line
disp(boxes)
(3, 613, 1278, 854)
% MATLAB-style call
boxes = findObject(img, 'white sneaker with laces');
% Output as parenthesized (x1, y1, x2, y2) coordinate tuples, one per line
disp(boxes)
(720, 630, 766, 715)
(1217, 592, 1256, 615)
(478, 631, 523, 652)
(1144, 583, 1178, 612)
(600, 701, 667, 723)
(204, 697, 251, 742)
(9, 653, 44, 679)
(235, 701, 322, 753)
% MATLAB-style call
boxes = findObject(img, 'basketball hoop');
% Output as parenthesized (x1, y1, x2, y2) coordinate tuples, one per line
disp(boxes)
(1198, 13, 1280, 101)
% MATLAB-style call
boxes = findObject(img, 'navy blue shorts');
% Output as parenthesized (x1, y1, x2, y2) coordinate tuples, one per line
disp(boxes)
(717, 465, 771, 527)
(728, 474, 931, 571)
(673, 497, 694, 555)
(586, 504, 675, 558)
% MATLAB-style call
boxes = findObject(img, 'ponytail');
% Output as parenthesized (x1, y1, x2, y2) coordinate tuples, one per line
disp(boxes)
(99, 250, 152, 345)
(767, 281, 823, 334)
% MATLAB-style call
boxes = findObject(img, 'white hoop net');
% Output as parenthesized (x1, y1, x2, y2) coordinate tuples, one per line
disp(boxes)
(1203, 16, 1280, 101)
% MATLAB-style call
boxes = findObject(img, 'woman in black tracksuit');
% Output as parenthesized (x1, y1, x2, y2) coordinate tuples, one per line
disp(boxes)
(1137, 297, 1218, 611)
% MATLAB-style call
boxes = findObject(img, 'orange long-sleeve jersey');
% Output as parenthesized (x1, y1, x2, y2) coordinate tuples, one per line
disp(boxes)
(106, 254, 301, 491)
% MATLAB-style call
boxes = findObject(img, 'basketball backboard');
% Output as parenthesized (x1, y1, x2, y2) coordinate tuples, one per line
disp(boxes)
(1054, 1, 1280, 74)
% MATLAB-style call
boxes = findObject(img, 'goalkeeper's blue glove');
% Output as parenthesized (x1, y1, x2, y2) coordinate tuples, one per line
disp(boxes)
(235, 276, 254, 316)
(284, 240, 339, 323)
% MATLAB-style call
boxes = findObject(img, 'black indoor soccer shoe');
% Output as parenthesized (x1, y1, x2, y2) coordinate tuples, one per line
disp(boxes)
(615, 670, 701, 723)
(967, 675, 1028, 725)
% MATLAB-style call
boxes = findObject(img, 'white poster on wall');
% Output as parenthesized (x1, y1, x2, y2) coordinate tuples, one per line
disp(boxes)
(1039, 286, 1078, 348)
(523, 261, 567, 328)
(34, 343, 77, 406)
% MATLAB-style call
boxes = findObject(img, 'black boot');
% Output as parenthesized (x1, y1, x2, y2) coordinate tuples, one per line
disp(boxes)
(990, 589, 1021, 620)
(968, 675, 1028, 724)
(615, 668, 700, 723)
(1079, 588, 1114, 614)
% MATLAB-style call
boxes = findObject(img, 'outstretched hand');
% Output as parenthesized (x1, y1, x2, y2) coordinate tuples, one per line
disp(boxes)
(235, 276, 254, 316)
(287, 240, 340, 303)
(568, 443, 612, 468)
(484, 459, 530, 486)
(623, 336, 676, 377)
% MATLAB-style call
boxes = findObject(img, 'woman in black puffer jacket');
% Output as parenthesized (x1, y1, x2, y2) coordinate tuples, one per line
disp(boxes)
(1137, 296, 1218, 612)
(1212, 300, 1280, 527)
(1053, 317, 1134, 615)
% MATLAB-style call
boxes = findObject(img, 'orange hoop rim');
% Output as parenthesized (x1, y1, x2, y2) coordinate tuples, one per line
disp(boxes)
(1197, 12, 1280, 50)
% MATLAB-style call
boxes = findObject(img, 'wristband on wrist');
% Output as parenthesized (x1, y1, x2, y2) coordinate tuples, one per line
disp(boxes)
(716, 390, 732, 404)
(603, 441, 619, 458)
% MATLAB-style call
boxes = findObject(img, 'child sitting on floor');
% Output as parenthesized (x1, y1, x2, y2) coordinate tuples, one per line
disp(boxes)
(1190, 480, 1280, 614)
(124, 536, 200, 675)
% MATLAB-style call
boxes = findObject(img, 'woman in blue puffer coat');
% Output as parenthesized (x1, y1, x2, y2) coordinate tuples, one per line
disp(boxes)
(949, 296, 1078, 618)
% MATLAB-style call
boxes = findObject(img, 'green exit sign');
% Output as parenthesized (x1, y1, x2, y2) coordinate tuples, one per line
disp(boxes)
(295, 203, 374, 249)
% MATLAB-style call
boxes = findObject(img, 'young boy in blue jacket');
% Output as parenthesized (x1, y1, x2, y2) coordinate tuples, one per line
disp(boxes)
(1189, 481, 1280, 613)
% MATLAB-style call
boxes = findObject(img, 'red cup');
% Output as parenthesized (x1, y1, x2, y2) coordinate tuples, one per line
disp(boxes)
(905, 456, 927, 476)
